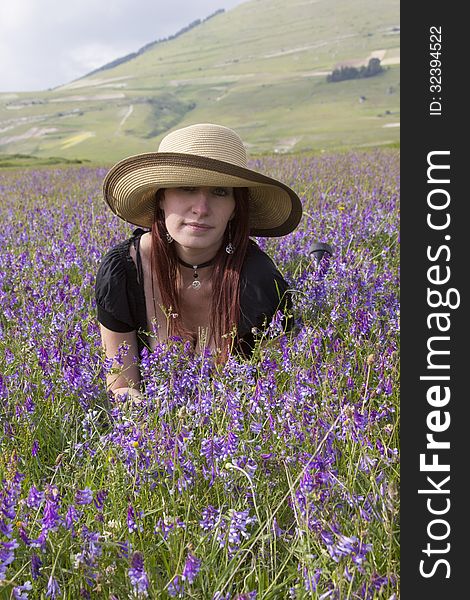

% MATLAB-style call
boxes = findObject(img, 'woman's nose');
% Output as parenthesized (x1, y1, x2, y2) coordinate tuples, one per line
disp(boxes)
(191, 189, 210, 215)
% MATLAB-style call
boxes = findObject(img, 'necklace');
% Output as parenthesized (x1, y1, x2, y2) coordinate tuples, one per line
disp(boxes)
(177, 256, 216, 289)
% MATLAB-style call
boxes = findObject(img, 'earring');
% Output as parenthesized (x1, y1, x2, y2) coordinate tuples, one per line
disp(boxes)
(165, 232, 174, 243)
(225, 221, 235, 254)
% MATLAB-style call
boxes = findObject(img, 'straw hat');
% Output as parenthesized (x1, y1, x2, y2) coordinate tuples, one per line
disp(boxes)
(103, 123, 302, 237)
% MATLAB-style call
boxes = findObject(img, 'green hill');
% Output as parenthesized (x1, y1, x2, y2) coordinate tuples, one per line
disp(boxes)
(0, 0, 399, 165)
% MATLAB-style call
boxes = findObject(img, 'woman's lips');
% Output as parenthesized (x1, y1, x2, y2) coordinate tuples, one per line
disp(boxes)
(184, 222, 213, 230)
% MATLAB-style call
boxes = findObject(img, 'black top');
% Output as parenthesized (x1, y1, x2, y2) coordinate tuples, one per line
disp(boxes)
(95, 229, 293, 356)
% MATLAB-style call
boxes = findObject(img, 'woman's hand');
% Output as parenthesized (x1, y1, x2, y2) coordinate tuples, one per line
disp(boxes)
(113, 386, 144, 401)
(112, 386, 145, 412)
(100, 325, 141, 393)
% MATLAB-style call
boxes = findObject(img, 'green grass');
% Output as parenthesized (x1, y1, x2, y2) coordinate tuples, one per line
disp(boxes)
(0, 153, 90, 168)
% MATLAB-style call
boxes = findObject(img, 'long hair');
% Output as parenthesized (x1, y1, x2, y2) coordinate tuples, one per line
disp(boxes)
(150, 187, 250, 359)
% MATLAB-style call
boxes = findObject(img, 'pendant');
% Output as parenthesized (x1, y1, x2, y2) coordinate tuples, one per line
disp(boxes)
(191, 266, 201, 289)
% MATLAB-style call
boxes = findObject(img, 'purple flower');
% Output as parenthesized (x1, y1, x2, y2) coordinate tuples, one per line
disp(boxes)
(128, 551, 149, 597)
(0, 539, 19, 581)
(12, 581, 32, 599)
(272, 517, 283, 537)
(75, 526, 102, 584)
(201, 436, 225, 465)
(199, 505, 220, 532)
(117, 540, 129, 558)
(26, 485, 44, 509)
(75, 487, 93, 505)
(65, 504, 79, 534)
(42, 498, 60, 532)
(17, 524, 30, 545)
(368, 572, 393, 591)
(267, 309, 287, 337)
(329, 534, 372, 565)
(1, 481, 18, 520)
(227, 509, 257, 553)
(320, 529, 334, 546)
(46, 575, 60, 599)
(303, 567, 321, 592)
(0, 519, 13, 538)
(167, 575, 184, 597)
(31, 552, 42, 580)
(155, 517, 174, 541)
(127, 504, 138, 533)
(29, 530, 47, 551)
(93, 489, 108, 510)
(31, 440, 39, 457)
(182, 552, 201, 585)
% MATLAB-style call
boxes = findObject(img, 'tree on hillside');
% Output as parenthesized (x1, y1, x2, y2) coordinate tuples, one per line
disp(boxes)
(327, 58, 384, 83)
(362, 57, 383, 77)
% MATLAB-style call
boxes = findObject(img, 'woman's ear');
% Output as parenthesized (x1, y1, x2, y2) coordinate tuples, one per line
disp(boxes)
(156, 188, 166, 213)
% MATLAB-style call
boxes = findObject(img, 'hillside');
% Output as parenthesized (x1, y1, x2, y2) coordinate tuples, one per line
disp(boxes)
(0, 0, 399, 164)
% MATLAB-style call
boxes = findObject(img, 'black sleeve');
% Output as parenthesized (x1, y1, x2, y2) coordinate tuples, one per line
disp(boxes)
(238, 242, 294, 338)
(95, 243, 135, 332)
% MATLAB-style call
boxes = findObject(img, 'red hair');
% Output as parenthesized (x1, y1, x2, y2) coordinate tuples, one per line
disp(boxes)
(150, 187, 250, 359)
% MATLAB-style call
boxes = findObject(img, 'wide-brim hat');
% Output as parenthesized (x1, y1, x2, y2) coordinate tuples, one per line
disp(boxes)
(103, 123, 302, 237)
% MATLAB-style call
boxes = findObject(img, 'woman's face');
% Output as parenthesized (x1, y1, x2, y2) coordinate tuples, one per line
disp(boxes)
(160, 186, 235, 255)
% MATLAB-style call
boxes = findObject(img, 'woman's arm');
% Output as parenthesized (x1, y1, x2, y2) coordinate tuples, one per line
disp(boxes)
(99, 324, 142, 400)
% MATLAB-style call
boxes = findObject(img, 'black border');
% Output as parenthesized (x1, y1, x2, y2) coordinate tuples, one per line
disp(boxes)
(401, 3, 466, 597)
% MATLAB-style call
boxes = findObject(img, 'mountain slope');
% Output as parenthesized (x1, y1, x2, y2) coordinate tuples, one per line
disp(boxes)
(0, 0, 399, 163)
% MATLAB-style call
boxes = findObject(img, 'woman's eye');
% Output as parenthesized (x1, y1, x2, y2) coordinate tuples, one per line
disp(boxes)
(213, 188, 231, 197)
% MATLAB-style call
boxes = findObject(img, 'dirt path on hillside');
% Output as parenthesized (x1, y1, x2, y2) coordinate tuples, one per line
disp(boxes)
(115, 105, 134, 134)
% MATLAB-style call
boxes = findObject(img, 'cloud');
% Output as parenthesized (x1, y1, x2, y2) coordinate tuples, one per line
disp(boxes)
(0, 0, 244, 92)
(66, 43, 134, 77)
(0, 1, 34, 29)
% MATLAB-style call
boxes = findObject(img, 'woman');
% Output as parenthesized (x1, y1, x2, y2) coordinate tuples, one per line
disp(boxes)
(95, 123, 302, 400)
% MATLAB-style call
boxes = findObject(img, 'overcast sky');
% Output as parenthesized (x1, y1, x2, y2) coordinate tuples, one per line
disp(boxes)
(0, 0, 245, 93)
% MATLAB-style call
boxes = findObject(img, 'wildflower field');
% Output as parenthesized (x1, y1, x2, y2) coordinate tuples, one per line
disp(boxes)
(0, 149, 400, 599)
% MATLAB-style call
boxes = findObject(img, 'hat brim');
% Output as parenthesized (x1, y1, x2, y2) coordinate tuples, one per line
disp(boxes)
(103, 152, 303, 237)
